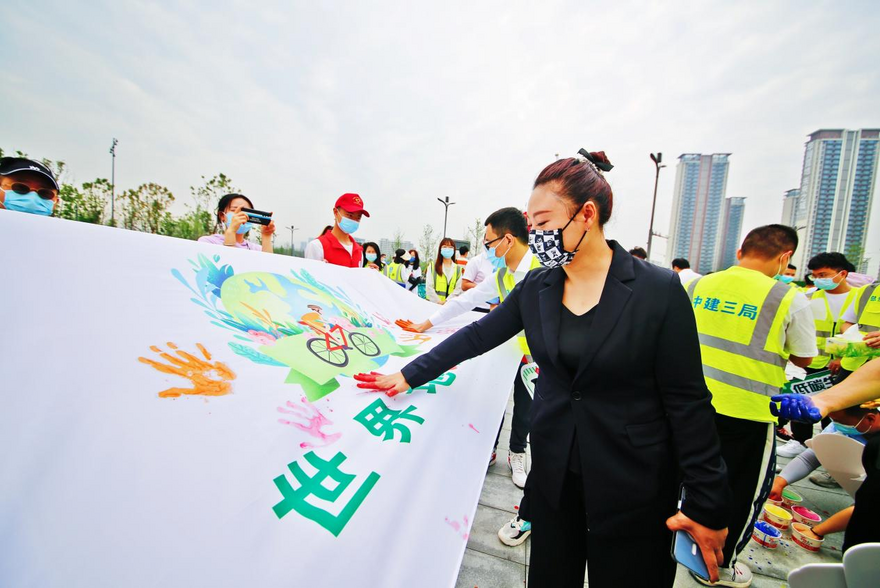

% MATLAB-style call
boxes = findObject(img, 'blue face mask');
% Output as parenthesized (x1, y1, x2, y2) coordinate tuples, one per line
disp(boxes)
(813, 273, 842, 291)
(776, 275, 795, 284)
(338, 216, 360, 235)
(2, 188, 54, 216)
(833, 422, 863, 438)
(237, 222, 253, 235)
(487, 237, 510, 271)
(440, 247, 455, 259)
(365, 252, 378, 262)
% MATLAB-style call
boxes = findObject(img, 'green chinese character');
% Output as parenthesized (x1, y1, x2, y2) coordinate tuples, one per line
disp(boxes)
(354, 398, 425, 443)
(409, 371, 457, 394)
(272, 451, 380, 537)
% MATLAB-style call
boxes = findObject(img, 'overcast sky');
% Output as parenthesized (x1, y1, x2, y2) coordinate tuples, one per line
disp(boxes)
(4, 0, 879, 270)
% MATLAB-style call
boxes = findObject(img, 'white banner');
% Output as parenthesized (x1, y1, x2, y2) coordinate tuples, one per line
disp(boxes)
(0, 213, 521, 588)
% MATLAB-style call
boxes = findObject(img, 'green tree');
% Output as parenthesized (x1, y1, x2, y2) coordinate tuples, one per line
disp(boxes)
(844, 243, 865, 273)
(392, 228, 405, 251)
(183, 173, 240, 239)
(466, 217, 485, 253)
(418, 224, 438, 266)
(56, 178, 111, 224)
(120, 183, 175, 233)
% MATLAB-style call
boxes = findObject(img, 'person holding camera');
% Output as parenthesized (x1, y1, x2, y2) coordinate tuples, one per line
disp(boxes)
(198, 193, 275, 253)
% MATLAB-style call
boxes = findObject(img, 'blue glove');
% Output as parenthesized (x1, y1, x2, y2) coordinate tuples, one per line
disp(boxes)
(770, 394, 822, 423)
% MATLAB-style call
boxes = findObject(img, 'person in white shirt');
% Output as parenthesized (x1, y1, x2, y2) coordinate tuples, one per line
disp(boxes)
(672, 258, 702, 283)
(779, 252, 860, 459)
(462, 250, 495, 312)
(398, 208, 538, 491)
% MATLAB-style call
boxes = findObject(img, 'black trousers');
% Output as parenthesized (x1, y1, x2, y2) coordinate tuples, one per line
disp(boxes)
(715, 414, 776, 568)
(493, 359, 532, 454)
(527, 467, 677, 588)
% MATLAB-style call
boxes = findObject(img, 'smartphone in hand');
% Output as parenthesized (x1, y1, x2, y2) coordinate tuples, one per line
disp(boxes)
(240, 207, 273, 226)
(670, 488, 710, 581)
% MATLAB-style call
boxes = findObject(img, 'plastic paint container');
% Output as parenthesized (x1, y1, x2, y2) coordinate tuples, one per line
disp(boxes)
(791, 506, 822, 528)
(781, 488, 803, 510)
(751, 521, 781, 549)
(791, 522, 824, 552)
(766, 497, 784, 509)
(762, 504, 792, 531)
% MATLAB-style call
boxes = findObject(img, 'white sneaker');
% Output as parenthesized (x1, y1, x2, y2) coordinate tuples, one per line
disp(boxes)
(692, 561, 752, 587)
(777, 439, 807, 458)
(498, 515, 531, 546)
(809, 470, 840, 488)
(508, 451, 528, 488)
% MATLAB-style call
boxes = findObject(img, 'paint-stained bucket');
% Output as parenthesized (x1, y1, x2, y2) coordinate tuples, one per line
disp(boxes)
(781, 487, 803, 511)
(791, 522, 824, 552)
(762, 504, 792, 531)
(791, 506, 822, 528)
(751, 521, 781, 549)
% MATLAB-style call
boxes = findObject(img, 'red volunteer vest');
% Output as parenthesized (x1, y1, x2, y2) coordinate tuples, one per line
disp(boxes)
(318, 231, 363, 268)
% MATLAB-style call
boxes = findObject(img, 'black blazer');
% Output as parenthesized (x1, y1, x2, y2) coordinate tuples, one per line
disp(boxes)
(402, 241, 730, 536)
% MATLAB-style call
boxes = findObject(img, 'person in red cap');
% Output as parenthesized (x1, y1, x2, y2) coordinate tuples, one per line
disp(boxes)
(304, 193, 370, 267)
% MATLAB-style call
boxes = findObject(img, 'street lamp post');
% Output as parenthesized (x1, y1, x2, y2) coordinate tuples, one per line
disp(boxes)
(286, 225, 299, 253)
(109, 138, 118, 225)
(437, 196, 455, 238)
(647, 152, 665, 262)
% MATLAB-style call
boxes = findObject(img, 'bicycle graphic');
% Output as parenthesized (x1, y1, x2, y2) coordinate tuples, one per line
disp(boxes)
(300, 305, 380, 368)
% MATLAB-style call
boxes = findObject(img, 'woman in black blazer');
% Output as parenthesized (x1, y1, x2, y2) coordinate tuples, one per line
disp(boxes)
(358, 152, 731, 588)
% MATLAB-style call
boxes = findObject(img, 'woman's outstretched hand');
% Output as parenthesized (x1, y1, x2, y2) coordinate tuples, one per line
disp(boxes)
(396, 319, 432, 333)
(354, 371, 411, 397)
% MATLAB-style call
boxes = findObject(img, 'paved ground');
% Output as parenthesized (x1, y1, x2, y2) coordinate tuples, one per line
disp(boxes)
(454, 392, 852, 587)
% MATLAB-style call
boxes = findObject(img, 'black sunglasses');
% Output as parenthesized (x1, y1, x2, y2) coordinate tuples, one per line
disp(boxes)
(483, 235, 506, 251)
(8, 182, 56, 200)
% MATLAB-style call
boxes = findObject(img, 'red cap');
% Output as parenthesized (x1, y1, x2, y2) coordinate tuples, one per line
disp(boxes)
(335, 193, 370, 217)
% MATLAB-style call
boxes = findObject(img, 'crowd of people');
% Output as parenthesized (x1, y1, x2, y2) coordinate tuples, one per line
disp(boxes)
(3, 151, 879, 588)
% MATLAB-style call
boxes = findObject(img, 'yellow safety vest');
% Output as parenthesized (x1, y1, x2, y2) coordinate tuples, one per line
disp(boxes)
(384, 262, 407, 286)
(841, 283, 880, 372)
(685, 266, 797, 424)
(432, 264, 462, 303)
(496, 256, 543, 357)
(807, 288, 859, 369)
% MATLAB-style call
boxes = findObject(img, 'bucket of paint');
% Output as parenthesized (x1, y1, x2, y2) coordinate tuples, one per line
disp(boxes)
(791, 522, 824, 552)
(762, 504, 792, 531)
(791, 506, 822, 528)
(781, 488, 803, 510)
(751, 521, 781, 549)
(766, 497, 784, 509)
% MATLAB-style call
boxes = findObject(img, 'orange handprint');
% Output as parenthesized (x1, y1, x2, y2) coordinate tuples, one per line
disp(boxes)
(138, 342, 236, 398)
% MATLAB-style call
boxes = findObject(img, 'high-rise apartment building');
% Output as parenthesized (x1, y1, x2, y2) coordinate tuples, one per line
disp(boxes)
(792, 129, 880, 272)
(666, 153, 731, 275)
(716, 197, 746, 271)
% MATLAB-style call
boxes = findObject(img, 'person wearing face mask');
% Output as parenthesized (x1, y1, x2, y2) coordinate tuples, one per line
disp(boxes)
(0, 157, 60, 217)
(362, 242, 383, 271)
(304, 193, 369, 267)
(770, 403, 876, 502)
(426, 238, 463, 304)
(197, 193, 276, 252)
(383, 249, 412, 287)
(358, 150, 731, 588)
(683, 224, 816, 587)
(778, 253, 859, 463)
(771, 404, 880, 550)
(396, 208, 542, 494)
(771, 360, 880, 553)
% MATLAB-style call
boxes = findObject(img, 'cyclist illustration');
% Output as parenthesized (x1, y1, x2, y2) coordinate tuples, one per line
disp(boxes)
(299, 304, 380, 367)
